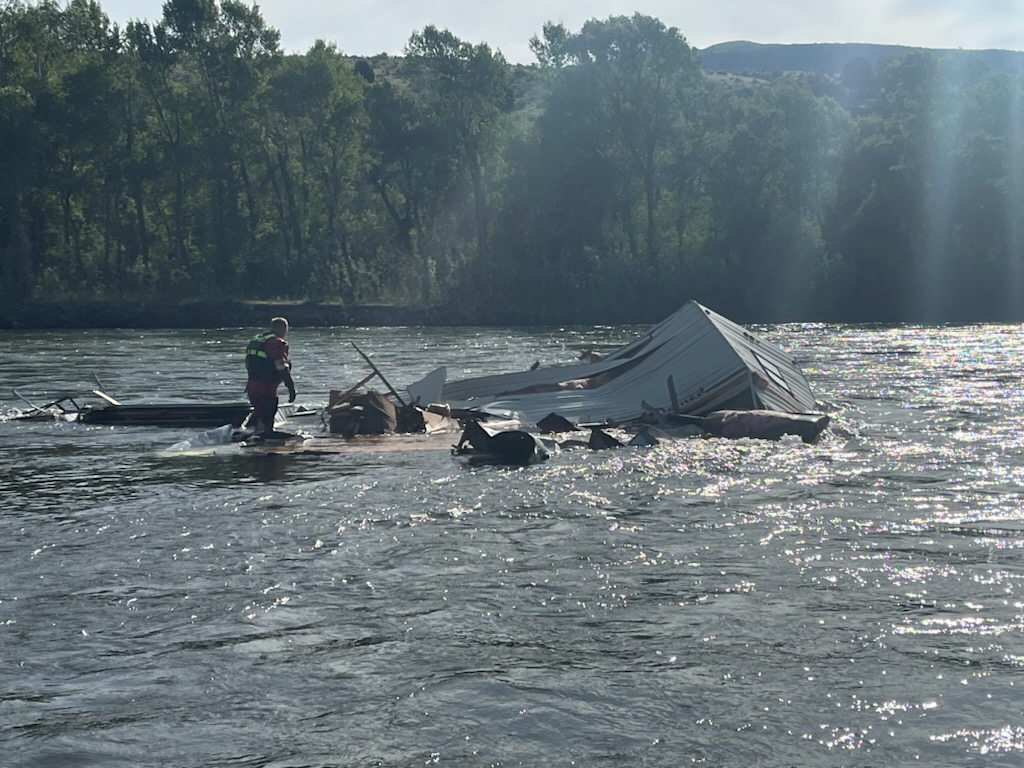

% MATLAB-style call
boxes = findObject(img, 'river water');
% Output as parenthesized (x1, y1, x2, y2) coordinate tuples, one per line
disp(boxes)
(2, 320, 1024, 767)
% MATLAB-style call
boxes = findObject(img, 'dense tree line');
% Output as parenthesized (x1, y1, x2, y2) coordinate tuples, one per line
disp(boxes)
(2, 0, 1023, 322)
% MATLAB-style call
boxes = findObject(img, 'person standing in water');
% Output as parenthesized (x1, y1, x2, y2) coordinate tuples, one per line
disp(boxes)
(244, 316, 296, 436)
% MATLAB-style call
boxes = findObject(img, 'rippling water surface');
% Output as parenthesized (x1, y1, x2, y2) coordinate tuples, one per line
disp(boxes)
(3, 321, 1024, 767)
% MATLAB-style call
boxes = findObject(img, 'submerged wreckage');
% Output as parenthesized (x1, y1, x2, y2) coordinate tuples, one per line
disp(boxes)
(328, 300, 830, 461)
(11, 301, 828, 462)
(12, 383, 255, 428)
(406, 300, 820, 422)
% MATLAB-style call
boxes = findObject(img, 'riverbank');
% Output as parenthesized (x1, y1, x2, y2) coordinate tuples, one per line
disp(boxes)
(0, 298, 679, 329)
(0, 300, 453, 330)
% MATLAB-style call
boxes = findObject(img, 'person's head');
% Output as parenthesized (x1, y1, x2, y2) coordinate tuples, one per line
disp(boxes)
(271, 317, 289, 337)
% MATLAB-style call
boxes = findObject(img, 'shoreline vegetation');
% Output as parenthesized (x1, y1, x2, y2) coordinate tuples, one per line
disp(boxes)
(4, 3, 1024, 325)
(0, 300, 442, 331)
(0, 299, 674, 330)
(6, 298, 1014, 331)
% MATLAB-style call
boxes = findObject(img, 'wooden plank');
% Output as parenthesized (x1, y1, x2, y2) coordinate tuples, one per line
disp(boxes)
(328, 371, 377, 411)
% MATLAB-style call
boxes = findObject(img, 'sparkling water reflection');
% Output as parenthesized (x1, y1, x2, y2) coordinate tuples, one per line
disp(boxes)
(2, 321, 1024, 766)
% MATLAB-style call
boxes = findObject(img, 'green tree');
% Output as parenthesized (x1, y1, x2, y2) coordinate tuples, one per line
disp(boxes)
(943, 70, 1024, 319)
(157, 0, 281, 291)
(825, 51, 944, 320)
(501, 14, 704, 315)
(699, 79, 850, 319)
(364, 74, 456, 303)
(0, 83, 35, 299)
(261, 42, 369, 300)
(405, 26, 512, 292)
(532, 16, 702, 270)
(0, 0, 124, 298)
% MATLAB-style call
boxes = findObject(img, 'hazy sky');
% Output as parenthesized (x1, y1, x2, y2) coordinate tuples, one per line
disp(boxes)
(96, 0, 1024, 63)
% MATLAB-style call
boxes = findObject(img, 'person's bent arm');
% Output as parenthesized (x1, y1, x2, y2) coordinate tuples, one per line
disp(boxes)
(276, 360, 296, 402)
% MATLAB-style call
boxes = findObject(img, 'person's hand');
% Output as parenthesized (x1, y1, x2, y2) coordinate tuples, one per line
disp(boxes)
(287, 387, 297, 403)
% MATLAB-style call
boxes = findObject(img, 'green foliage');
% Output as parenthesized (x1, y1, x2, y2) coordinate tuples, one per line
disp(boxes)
(1, 2, 1023, 321)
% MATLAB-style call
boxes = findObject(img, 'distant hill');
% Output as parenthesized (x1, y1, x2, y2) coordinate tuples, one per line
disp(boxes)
(698, 41, 1024, 76)
(346, 42, 1024, 122)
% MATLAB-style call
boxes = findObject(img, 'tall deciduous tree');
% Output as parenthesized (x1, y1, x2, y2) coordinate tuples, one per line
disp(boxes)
(699, 78, 850, 319)
(533, 15, 703, 268)
(154, 0, 281, 291)
(825, 52, 942, 320)
(261, 42, 369, 299)
(406, 26, 512, 290)
(365, 75, 456, 302)
(0, 82, 35, 299)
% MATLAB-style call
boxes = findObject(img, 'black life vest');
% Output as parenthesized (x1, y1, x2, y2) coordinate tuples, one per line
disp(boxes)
(245, 331, 278, 381)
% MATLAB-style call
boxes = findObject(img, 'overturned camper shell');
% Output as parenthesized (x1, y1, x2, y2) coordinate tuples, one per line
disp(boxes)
(406, 301, 819, 426)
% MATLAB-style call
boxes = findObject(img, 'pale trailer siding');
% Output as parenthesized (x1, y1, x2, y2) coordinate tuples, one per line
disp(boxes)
(442, 299, 714, 400)
(429, 300, 820, 424)
(700, 305, 818, 413)
(467, 303, 756, 424)
(617, 305, 753, 416)
(440, 356, 629, 402)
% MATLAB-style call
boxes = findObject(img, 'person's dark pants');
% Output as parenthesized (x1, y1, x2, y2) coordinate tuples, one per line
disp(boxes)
(248, 393, 279, 435)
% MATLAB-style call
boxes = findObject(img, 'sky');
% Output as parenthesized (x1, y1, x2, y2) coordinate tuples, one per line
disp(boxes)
(95, 0, 1024, 63)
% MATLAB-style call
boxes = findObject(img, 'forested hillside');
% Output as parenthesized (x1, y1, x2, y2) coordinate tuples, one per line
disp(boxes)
(700, 41, 1024, 78)
(2, 0, 1024, 323)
